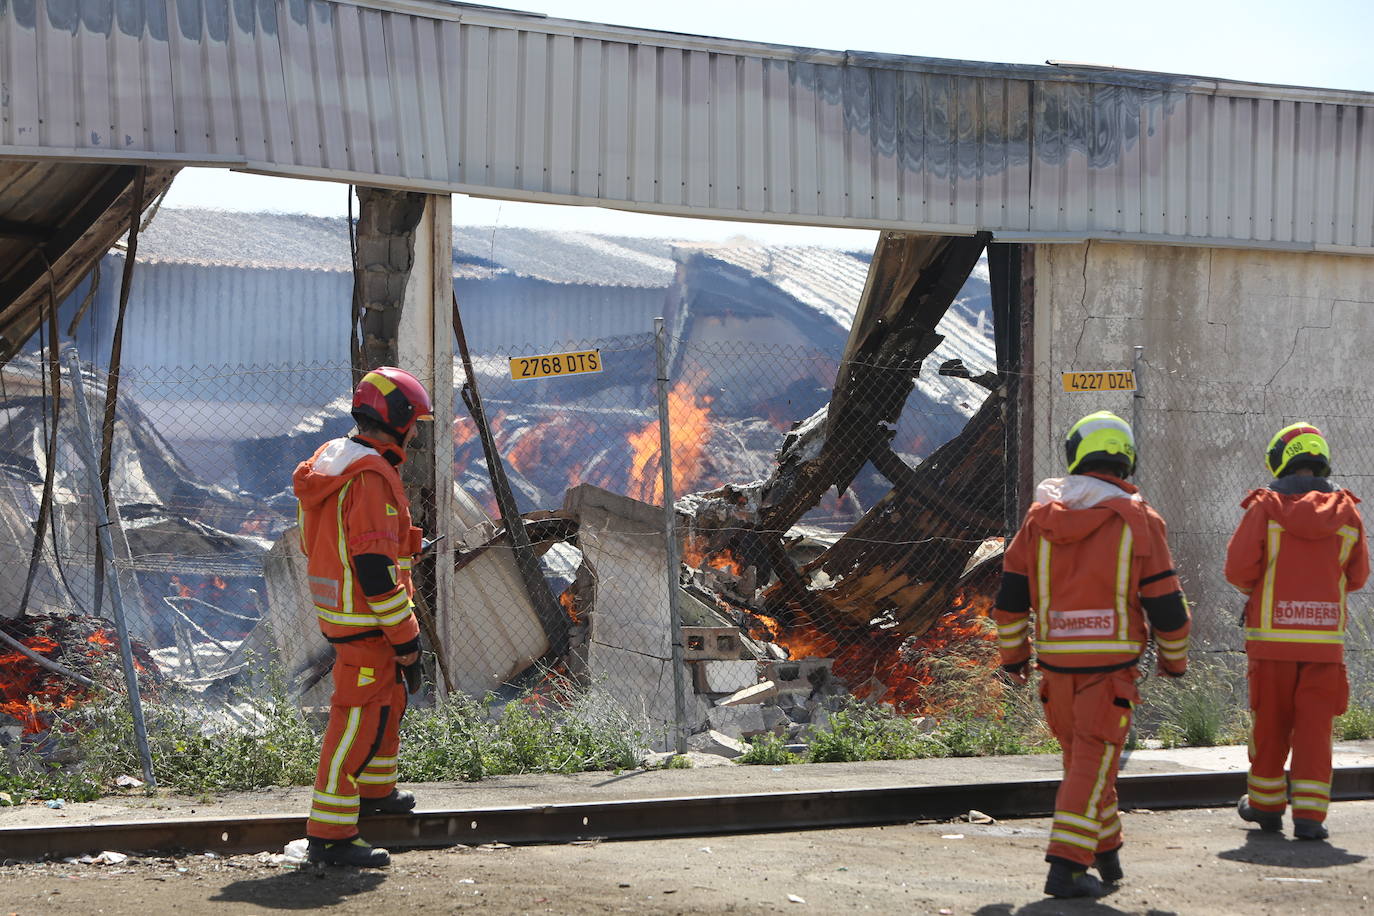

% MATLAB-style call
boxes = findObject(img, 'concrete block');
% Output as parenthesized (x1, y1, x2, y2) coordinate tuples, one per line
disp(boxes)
(683, 626, 745, 661)
(692, 660, 760, 694)
(687, 729, 746, 759)
(760, 706, 790, 733)
(706, 704, 768, 739)
(762, 658, 833, 695)
(717, 680, 778, 707)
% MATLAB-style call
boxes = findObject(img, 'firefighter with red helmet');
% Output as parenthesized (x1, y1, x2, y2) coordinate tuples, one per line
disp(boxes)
(994, 411, 1192, 898)
(1226, 423, 1369, 841)
(293, 367, 434, 867)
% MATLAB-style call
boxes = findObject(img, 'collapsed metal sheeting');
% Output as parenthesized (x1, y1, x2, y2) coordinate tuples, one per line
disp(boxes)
(685, 232, 1002, 641)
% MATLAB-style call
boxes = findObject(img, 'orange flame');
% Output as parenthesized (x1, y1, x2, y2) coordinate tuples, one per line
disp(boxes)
(559, 588, 580, 624)
(627, 378, 713, 505)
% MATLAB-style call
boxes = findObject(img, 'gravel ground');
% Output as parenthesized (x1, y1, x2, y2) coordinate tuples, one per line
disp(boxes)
(2, 801, 1372, 914)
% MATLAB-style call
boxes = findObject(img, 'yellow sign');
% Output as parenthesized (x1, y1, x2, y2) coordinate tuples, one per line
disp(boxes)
(509, 350, 603, 381)
(1061, 370, 1136, 393)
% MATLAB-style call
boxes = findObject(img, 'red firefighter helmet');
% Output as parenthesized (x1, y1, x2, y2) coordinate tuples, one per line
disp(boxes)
(351, 367, 434, 439)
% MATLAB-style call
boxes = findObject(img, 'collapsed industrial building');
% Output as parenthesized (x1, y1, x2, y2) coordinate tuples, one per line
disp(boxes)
(0, 208, 1006, 752)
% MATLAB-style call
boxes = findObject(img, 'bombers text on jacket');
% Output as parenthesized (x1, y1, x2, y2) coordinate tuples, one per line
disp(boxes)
(993, 473, 1191, 674)
(1224, 477, 1369, 663)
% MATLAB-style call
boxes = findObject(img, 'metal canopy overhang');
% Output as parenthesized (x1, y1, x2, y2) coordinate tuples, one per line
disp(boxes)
(1, 0, 1373, 254)
(0, 162, 176, 361)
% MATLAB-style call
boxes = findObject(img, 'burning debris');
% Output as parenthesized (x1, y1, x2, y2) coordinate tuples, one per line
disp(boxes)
(0, 613, 160, 741)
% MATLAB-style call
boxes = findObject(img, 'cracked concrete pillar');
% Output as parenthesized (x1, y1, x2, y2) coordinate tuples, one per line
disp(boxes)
(353, 186, 428, 372)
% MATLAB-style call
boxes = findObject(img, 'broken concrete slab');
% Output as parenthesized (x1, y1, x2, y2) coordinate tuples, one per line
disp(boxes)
(706, 704, 767, 739)
(716, 680, 778, 707)
(763, 658, 833, 696)
(687, 729, 746, 759)
(563, 484, 686, 749)
(692, 660, 760, 695)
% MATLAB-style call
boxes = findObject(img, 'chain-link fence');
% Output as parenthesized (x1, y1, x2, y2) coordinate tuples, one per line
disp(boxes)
(3, 330, 1373, 774)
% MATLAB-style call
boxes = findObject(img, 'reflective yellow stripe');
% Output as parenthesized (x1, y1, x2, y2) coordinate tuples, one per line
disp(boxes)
(1037, 537, 1052, 638)
(397, 557, 413, 570)
(368, 590, 410, 614)
(368, 756, 397, 766)
(1338, 525, 1357, 632)
(1248, 787, 1287, 804)
(317, 606, 385, 628)
(1054, 810, 1099, 831)
(1291, 780, 1330, 794)
(336, 480, 356, 615)
(1248, 773, 1287, 789)
(325, 707, 363, 795)
(1156, 634, 1188, 649)
(313, 789, 359, 806)
(308, 808, 359, 825)
(1038, 640, 1144, 654)
(1115, 521, 1132, 636)
(1050, 828, 1099, 850)
(998, 619, 1028, 636)
(356, 773, 397, 785)
(1260, 521, 1282, 629)
(1246, 629, 1345, 644)
(1085, 744, 1115, 817)
(377, 604, 414, 627)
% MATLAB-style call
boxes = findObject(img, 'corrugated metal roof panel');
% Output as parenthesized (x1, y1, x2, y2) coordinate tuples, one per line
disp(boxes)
(4, 1, 1372, 251)
(131, 210, 677, 286)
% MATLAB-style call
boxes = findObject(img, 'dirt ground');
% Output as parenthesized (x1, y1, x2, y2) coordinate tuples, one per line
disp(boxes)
(2, 801, 1372, 915)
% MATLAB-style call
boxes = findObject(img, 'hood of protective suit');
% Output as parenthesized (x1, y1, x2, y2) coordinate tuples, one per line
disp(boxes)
(1241, 477, 1360, 541)
(1026, 472, 1148, 549)
(292, 438, 381, 514)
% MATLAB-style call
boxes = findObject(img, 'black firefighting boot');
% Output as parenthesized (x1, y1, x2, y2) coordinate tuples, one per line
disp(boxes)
(1237, 796, 1283, 833)
(1293, 817, 1329, 841)
(360, 788, 416, 816)
(306, 836, 391, 867)
(1094, 847, 1124, 884)
(1044, 860, 1107, 898)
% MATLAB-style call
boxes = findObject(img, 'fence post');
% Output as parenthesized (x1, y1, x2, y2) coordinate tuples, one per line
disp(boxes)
(654, 318, 689, 755)
(63, 348, 156, 788)
(1132, 346, 1145, 467)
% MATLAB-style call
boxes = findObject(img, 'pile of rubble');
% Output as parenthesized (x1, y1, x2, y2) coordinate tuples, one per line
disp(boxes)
(0, 612, 161, 749)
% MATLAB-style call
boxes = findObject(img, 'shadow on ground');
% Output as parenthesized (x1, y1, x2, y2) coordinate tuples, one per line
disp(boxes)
(210, 867, 386, 909)
(1218, 827, 1365, 869)
(975, 901, 1177, 915)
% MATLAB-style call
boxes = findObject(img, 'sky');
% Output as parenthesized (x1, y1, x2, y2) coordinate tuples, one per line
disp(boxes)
(163, 0, 1374, 249)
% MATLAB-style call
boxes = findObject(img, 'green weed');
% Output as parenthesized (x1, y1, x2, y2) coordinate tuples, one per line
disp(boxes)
(737, 732, 801, 766)
(1335, 705, 1374, 740)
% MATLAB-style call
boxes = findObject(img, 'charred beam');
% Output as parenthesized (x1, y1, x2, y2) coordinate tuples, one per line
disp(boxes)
(757, 232, 990, 535)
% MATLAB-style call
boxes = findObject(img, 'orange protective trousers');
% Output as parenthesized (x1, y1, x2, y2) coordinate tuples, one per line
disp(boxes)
(1246, 658, 1348, 824)
(306, 666, 408, 841)
(1039, 667, 1139, 867)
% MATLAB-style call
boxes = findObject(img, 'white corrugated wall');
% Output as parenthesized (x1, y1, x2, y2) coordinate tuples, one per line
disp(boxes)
(2, 0, 1372, 251)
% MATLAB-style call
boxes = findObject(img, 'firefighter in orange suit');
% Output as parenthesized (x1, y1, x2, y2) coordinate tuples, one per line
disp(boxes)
(1225, 423, 1368, 841)
(294, 367, 433, 867)
(994, 411, 1191, 898)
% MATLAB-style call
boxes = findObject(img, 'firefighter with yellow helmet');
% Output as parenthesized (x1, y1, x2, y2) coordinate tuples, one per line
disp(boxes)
(1225, 422, 1369, 840)
(994, 410, 1192, 897)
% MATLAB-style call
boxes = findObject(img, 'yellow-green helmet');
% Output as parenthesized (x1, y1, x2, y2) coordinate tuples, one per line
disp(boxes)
(1266, 422, 1330, 477)
(1065, 410, 1136, 476)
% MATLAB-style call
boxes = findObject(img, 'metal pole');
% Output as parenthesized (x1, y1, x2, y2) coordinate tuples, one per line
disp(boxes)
(655, 319, 689, 756)
(63, 348, 156, 788)
(1132, 345, 1145, 473)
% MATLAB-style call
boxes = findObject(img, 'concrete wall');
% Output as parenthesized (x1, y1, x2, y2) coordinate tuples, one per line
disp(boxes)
(1031, 242, 1374, 650)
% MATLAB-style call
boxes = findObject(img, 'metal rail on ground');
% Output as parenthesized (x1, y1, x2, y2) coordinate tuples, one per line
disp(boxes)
(4, 767, 1373, 860)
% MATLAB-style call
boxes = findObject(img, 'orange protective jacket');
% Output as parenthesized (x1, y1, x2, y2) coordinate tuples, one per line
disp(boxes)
(1224, 478, 1368, 663)
(293, 437, 422, 666)
(994, 473, 1191, 674)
